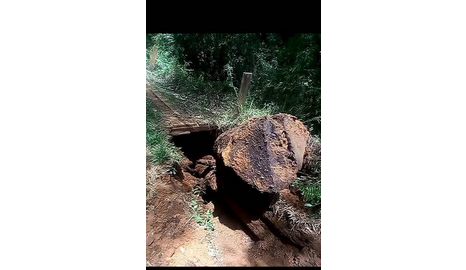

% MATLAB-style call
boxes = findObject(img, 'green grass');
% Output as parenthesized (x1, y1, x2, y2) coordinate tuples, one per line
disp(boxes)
(147, 33, 321, 136)
(146, 41, 278, 131)
(292, 177, 321, 218)
(146, 98, 181, 165)
(190, 199, 215, 231)
(213, 98, 276, 130)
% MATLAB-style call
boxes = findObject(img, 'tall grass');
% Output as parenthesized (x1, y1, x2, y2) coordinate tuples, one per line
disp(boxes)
(147, 35, 279, 130)
(147, 33, 321, 135)
(146, 98, 181, 165)
(213, 98, 276, 130)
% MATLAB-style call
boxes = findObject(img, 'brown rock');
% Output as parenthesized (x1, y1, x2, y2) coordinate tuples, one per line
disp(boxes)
(182, 172, 200, 190)
(179, 157, 193, 170)
(205, 170, 218, 191)
(279, 189, 304, 210)
(214, 113, 309, 193)
(194, 164, 209, 177)
(193, 155, 216, 178)
(197, 155, 216, 167)
(205, 201, 215, 212)
(177, 157, 195, 175)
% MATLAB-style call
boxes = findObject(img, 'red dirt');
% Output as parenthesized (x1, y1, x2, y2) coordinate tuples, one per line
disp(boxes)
(146, 89, 320, 266)
(146, 173, 214, 266)
(146, 167, 321, 267)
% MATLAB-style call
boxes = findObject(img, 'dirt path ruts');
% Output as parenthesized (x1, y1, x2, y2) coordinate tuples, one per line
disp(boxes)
(146, 81, 215, 135)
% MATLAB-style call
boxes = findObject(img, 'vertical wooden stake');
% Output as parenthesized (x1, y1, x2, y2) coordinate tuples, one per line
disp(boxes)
(234, 72, 252, 118)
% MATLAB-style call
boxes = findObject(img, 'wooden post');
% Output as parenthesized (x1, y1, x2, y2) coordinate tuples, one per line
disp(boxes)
(234, 72, 252, 117)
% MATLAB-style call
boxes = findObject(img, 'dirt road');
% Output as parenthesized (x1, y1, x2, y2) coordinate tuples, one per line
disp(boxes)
(146, 172, 320, 267)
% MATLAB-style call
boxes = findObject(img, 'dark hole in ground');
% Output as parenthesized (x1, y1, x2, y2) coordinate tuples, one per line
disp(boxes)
(205, 190, 261, 242)
(203, 157, 281, 242)
(213, 164, 278, 217)
(171, 130, 217, 161)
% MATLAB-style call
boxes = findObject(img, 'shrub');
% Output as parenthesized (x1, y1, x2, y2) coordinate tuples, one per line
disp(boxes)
(190, 199, 214, 231)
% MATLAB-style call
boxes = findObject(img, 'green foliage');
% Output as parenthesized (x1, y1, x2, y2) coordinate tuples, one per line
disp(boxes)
(190, 199, 215, 231)
(293, 134, 321, 218)
(146, 98, 181, 165)
(147, 34, 235, 120)
(214, 98, 276, 130)
(251, 34, 321, 134)
(147, 33, 321, 135)
(204, 210, 214, 231)
(191, 200, 204, 223)
(292, 177, 321, 219)
(295, 179, 321, 206)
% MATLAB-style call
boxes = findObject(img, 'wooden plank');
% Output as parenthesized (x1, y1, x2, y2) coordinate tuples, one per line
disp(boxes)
(170, 125, 216, 136)
(171, 130, 191, 136)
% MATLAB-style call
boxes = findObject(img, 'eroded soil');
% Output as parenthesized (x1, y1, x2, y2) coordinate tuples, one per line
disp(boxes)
(146, 165, 321, 267)
(146, 103, 320, 266)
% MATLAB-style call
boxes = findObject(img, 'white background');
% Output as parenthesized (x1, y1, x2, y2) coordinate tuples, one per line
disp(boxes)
(1, 1, 466, 269)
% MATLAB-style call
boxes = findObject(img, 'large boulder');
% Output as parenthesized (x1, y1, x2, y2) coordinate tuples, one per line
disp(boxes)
(214, 113, 309, 193)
